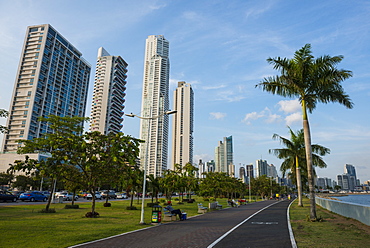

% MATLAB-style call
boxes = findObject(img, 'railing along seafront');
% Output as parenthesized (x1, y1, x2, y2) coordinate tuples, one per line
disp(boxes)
(316, 197, 370, 226)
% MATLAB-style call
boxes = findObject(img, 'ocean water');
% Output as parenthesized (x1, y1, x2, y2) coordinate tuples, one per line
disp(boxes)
(335, 194, 370, 207)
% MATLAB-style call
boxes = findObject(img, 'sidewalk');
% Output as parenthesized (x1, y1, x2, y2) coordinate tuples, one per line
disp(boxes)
(70, 200, 294, 248)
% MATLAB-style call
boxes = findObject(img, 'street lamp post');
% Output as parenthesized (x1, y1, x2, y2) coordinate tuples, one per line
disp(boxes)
(125, 110, 177, 224)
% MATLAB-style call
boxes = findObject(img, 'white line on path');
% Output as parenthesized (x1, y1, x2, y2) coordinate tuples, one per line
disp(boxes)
(287, 199, 298, 248)
(207, 201, 280, 248)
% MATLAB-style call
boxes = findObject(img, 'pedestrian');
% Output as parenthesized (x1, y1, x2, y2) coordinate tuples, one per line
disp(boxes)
(165, 204, 183, 220)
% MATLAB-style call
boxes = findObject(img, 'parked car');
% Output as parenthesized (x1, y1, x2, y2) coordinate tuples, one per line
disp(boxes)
(10, 191, 24, 199)
(19, 191, 47, 202)
(55, 192, 78, 201)
(0, 190, 18, 202)
(41, 191, 51, 199)
(101, 190, 117, 199)
(86, 192, 102, 200)
(116, 193, 128, 199)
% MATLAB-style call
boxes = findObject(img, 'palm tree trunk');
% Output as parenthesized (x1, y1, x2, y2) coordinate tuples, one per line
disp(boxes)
(302, 100, 317, 220)
(295, 156, 303, 207)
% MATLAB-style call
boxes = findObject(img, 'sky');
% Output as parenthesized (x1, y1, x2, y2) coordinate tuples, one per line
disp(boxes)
(0, 0, 369, 183)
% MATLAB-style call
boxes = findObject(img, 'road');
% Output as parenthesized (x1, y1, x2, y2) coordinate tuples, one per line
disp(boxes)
(70, 199, 296, 248)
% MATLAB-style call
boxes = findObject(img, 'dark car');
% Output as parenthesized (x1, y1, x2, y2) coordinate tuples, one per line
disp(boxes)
(0, 190, 17, 202)
(19, 191, 47, 202)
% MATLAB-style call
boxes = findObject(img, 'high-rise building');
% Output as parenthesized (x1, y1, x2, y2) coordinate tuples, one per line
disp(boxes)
(90, 47, 127, 134)
(246, 164, 254, 179)
(206, 160, 215, 172)
(268, 164, 278, 178)
(256, 159, 268, 177)
(139, 35, 170, 177)
(171, 81, 193, 169)
(2, 24, 91, 153)
(215, 136, 233, 174)
(239, 166, 246, 183)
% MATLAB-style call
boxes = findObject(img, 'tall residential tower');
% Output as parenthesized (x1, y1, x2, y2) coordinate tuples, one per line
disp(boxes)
(90, 47, 127, 134)
(171, 81, 194, 169)
(2, 24, 91, 153)
(139, 35, 170, 177)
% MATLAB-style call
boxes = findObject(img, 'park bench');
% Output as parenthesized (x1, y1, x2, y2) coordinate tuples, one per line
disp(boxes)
(163, 208, 177, 221)
(209, 201, 222, 210)
(197, 203, 208, 214)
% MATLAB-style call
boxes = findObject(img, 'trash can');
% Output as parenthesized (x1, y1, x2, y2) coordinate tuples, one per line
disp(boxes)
(151, 205, 162, 223)
(58, 196, 64, 203)
(182, 212, 187, 220)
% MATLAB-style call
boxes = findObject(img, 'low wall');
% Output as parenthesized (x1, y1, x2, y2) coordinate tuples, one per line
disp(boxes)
(316, 197, 370, 226)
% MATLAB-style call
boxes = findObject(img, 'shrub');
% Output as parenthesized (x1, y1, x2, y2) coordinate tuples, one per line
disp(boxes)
(85, 211, 100, 218)
(38, 208, 56, 213)
(159, 199, 166, 203)
(103, 203, 111, 207)
(147, 202, 160, 207)
(203, 197, 210, 201)
(210, 197, 216, 202)
(126, 206, 137, 210)
(64, 204, 79, 209)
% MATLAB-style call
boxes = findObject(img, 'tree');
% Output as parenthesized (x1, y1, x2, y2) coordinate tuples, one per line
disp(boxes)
(251, 175, 272, 199)
(0, 109, 8, 134)
(69, 131, 141, 216)
(270, 128, 330, 206)
(0, 172, 14, 190)
(8, 115, 87, 212)
(256, 44, 353, 220)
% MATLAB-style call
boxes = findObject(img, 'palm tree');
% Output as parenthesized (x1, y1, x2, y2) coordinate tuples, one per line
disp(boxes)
(270, 128, 330, 206)
(257, 44, 353, 220)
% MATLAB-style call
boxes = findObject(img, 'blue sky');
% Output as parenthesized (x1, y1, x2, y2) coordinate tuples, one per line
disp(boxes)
(0, 0, 369, 182)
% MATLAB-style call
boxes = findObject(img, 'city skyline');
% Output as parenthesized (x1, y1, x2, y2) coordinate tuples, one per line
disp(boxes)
(0, 1, 369, 182)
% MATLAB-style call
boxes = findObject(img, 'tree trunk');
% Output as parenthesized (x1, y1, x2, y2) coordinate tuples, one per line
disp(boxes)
(45, 178, 56, 211)
(295, 156, 303, 207)
(302, 101, 317, 220)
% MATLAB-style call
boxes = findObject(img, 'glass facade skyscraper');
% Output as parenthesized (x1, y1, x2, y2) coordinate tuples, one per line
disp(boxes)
(2, 24, 91, 153)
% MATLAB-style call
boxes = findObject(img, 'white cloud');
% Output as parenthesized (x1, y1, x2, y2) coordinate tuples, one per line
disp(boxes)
(266, 113, 282, 123)
(243, 111, 264, 124)
(210, 112, 227, 120)
(278, 99, 301, 114)
(202, 84, 226, 90)
(285, 112, 301, 126)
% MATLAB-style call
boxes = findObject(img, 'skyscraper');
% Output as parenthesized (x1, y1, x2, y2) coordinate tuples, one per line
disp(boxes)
(171, 81, 194, 169)
(239, 166, 246, 183)
(2, 24, 91, 153)
(215, 136, 233, 174)
(246, 164, 254, 179)
(139, 35, 170, 177)
(256, 159, 268, 177)
(90, 47, 127, 134)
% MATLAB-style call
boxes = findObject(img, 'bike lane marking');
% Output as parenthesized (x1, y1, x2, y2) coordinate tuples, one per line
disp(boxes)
(207, 201, 281, 248)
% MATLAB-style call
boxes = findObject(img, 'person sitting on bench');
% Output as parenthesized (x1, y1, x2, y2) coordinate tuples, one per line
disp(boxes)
(165, 204, 183, 220)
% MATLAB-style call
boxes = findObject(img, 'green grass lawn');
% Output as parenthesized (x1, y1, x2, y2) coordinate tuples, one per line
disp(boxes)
(289, 197, 370, 248)
(0, 197, 226, 248)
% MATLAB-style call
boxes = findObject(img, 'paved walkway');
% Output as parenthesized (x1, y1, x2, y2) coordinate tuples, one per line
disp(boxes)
(70, 200, 295, 248)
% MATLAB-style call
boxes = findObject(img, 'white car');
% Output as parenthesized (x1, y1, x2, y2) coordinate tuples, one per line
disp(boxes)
(55, 192, 78, 201)
(116, 193, 128, 199)
(86, 192, 102, 200)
